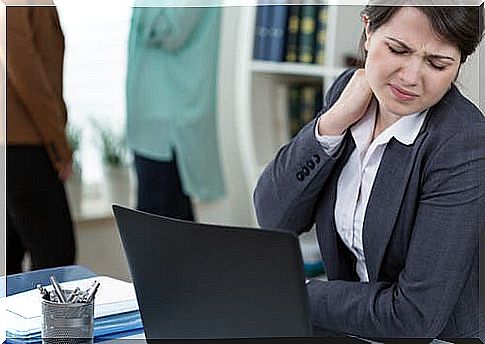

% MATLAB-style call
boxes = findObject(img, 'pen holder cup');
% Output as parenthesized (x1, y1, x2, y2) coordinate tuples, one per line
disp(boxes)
(41, 290, 94, 344)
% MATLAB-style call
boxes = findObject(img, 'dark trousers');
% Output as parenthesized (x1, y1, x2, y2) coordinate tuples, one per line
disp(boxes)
(7, 146, 76, 275)
(134, 152, 194, 221)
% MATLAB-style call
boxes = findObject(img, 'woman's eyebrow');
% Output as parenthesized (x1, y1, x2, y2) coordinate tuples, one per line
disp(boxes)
(427, 54, 456, 62)
(385, 36, 456, 61)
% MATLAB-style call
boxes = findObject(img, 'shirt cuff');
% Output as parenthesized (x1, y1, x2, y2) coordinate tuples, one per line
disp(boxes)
(314, 117, 346, 156)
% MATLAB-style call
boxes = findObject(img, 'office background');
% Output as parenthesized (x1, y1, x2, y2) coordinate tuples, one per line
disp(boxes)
(0, 1, 483, 279)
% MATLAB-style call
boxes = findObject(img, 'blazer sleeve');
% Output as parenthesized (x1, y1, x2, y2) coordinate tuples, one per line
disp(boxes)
(306, 114, 482, 337)
(253, 69, 355, 233)
(136, 7, 206, 52)
(7, 7, 71, 169)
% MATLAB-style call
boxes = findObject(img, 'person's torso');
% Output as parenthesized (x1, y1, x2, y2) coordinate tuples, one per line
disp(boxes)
(314, 69, 482, 337)
(6, 6, 67, 145)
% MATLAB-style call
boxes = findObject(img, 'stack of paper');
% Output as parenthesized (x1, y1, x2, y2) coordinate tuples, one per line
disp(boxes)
(5, 276, 143, 343)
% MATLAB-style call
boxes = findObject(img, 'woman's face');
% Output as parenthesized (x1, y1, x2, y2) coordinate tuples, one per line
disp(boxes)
(364, 7, 461, 120)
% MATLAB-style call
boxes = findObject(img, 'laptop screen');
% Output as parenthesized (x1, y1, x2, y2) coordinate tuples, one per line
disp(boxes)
(113, 205, 312, 339)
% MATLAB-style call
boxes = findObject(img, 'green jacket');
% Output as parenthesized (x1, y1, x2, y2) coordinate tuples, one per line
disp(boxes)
(126, 3, 225, 201)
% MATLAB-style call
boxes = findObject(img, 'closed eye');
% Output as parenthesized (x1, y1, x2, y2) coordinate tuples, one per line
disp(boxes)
(388, 45, 407, 54)
(428, 60, 446, 70)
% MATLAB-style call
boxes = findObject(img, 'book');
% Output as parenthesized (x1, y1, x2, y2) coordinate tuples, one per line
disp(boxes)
(298, 5, 318, 64)
(288, 84, 302, 137)
(267, 5, 289, 62)
(253, 5, 272, 60)
(300, 85, 317, 125)
(314, 5, 328, 65)
(274, 83, 291, 145)
(315, 84, 324, 115)
(287, 83, 324, 138)
(300, 83, 323, 127)
(285, 5, 301, 62)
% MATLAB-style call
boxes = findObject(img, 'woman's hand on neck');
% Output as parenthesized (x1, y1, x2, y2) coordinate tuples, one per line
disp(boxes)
(318, 69, 374, 136)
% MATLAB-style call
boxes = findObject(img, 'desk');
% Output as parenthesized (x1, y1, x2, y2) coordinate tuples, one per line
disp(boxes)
(5, 265, 145, 342)
(4, 267, 459, 344)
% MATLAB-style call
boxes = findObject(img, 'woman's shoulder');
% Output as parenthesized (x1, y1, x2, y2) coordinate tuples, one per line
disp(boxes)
(418, 87, 483, 178)
(427, 84, 484, 137)
(331, 68, 357, 90)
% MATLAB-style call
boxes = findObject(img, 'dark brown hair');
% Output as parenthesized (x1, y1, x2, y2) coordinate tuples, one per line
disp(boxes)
(358, 2, 484, 64)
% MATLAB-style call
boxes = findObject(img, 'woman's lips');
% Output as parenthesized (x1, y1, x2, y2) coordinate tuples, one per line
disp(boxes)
(389, 84, 419, 101)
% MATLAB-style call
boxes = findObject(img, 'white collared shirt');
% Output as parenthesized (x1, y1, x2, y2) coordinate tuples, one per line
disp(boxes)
(315, 100, 427, 282)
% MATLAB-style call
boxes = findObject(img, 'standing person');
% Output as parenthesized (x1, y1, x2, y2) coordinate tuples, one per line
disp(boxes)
(254, 2, 483, 339)
(6, 3, 76, 274)
(126, 3, 225, 220)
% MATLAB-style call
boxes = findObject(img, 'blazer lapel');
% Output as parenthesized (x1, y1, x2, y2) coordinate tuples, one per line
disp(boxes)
(363, 132, 428, 282)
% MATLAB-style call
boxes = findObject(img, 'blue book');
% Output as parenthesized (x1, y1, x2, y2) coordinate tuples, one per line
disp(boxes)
(267, 5, 289, 61)
(298, 5, 318, 63)
(285, 5, 301, 62)
(253, 5, 272, 60)
(314, 5, 329, 65)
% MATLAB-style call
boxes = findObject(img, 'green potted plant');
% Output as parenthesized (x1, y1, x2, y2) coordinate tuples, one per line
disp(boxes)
(67, 124, 82, 173)
(65, 124, 83, 216)
(96, 125, 133, 207)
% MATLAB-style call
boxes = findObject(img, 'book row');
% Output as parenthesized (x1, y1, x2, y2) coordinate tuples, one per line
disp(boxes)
(253, 5, 328, 64)
(286, 83, 324, 138)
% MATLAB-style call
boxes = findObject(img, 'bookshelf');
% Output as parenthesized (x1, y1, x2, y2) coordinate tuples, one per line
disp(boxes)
(233, 4, 364, 195)
(224, 4, 364, 276)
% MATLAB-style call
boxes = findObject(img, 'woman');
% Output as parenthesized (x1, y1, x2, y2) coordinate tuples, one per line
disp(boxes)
(254, 3, 484, 339)
(126, 4, 225, 220)
(6, 4, 76, 274)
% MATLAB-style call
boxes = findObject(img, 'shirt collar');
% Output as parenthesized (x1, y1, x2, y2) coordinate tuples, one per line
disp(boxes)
(351, 98, 427, 152)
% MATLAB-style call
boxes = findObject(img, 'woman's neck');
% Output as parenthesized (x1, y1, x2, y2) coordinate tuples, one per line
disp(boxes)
(372, 106, 401, 141)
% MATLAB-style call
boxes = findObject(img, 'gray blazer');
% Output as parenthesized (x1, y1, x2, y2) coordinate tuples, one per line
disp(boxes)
(253, 69, 483, 339)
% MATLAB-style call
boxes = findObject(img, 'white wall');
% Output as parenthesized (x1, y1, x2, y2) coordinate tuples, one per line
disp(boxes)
(457, 41, 483, 113)
(74, 218, 132, 282)
(205, 6, 255, 227)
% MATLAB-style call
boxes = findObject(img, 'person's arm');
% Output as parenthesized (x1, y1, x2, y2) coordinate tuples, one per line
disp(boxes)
(314, 120, 346, 156)
(253, 69, 356, 234)
(306, 120, 482, 337)
(136, 7, 207, 52)
(7, 7, 72, 176)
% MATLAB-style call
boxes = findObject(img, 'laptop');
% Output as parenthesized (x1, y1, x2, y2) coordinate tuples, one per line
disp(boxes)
(112, 205, 312, 339)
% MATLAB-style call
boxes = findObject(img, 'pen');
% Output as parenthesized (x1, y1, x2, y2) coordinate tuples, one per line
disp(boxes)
(66, 287, 80, 303)
(85, 281, 100, 303)
(70, 293, 82, 303)
(37, 284, 49, 300)
(49, 276, 67, 303)
(49, 290, 58, 303)
(79, 280, 96, 302)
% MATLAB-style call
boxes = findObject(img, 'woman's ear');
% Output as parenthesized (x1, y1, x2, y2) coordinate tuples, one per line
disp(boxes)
(362, 15, 371, 51)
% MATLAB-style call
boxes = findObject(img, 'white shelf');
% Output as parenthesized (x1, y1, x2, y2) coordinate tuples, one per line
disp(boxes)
(251, 60, 345, 78)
